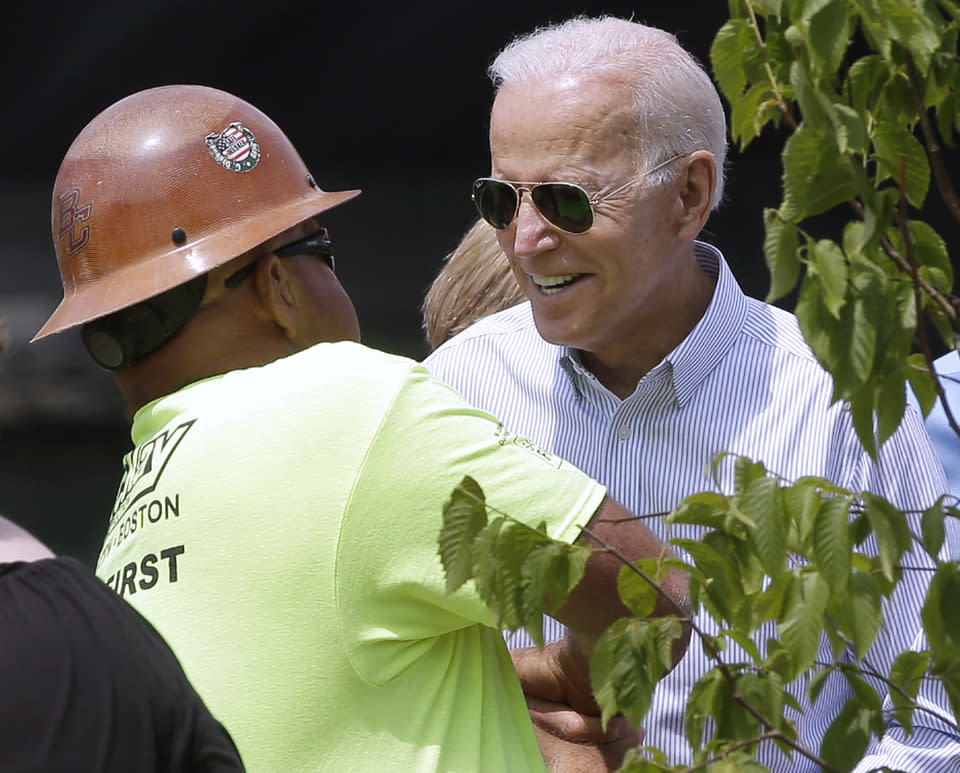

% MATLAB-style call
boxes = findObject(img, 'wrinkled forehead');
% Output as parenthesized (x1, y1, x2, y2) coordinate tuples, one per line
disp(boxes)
(489, 75, 638, 173)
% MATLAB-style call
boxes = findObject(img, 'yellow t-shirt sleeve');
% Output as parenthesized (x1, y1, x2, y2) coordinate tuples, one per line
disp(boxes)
(335, 362, 606, 685)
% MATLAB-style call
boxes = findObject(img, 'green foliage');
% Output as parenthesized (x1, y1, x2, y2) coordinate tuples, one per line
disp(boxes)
(591, 616, 682, 728)
(440, 457, 960, 770)
(713, 0, 960, 454)
(705, 9, 960, 765)
(439, 476, 591, 647)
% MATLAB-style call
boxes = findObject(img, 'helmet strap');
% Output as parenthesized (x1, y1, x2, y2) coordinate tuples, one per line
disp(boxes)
(81, 275, 208, 370)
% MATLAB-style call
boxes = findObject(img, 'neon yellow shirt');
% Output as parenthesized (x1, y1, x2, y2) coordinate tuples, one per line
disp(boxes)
(95, 342, 606, 773)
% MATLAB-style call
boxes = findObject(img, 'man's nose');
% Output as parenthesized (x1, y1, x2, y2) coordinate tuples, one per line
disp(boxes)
(512, 194, 559, 257)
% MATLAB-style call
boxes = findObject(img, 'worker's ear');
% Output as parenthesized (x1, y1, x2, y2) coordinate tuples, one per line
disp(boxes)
(676, 151, 716, 240)
(254, 254, 298, 338)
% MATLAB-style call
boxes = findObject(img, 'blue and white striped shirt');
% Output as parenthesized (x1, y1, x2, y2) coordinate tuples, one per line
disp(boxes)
(425, 242, 958, 771)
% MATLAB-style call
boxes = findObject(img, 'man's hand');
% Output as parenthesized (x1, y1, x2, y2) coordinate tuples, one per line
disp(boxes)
(529, 695, 643, 772)
(514, 641, 643, 771)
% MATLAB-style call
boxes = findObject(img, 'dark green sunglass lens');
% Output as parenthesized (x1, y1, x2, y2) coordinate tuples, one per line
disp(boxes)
(533, 184, 593, 234)
(474, 180, 518, 230)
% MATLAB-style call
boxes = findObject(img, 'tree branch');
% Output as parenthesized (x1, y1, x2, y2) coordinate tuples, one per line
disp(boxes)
(581, 525, 838, 772)
(745, 0, 799, 130)
(905, 53, 960, 225)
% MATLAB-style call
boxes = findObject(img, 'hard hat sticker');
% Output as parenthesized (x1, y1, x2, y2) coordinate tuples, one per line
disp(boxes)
(205, 122, 261, 173)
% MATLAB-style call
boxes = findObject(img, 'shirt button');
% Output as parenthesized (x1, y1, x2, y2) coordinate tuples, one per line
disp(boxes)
(617, 425, 631, 441)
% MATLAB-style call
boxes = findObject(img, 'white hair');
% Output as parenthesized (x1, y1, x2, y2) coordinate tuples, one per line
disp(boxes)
(489, 16, 728, 208)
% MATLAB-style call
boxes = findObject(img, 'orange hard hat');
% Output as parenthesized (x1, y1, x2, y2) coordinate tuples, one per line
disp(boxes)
(33, 84, 360, 341)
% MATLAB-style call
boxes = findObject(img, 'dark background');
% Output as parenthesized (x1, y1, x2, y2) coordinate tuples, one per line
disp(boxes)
(0, 1, 825, 563)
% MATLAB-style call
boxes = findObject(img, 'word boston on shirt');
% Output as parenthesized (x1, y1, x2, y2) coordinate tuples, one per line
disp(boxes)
(98, 419, 195, 598)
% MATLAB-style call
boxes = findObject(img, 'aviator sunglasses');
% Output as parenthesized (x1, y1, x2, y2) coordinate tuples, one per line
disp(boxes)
(472, 154, 686, 234)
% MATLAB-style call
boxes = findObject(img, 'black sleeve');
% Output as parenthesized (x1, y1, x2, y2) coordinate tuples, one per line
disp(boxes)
(0, 557, 245, 773)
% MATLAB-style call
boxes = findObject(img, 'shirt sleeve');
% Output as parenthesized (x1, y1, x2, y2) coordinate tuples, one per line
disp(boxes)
(335, 362, 606, 685)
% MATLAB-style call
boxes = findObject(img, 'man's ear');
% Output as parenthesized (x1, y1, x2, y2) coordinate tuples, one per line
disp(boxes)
(676, 151, 716, 240)
(254, 254, 297, 338)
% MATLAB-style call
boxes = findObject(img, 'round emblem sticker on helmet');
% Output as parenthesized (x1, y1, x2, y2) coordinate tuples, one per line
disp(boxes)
(206, 121, 261, 173)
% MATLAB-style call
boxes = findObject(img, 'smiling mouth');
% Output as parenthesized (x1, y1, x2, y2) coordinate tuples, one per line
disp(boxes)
(531, 274, 583, 296)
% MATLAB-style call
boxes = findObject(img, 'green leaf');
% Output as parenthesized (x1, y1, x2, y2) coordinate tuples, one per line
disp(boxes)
(909, 220, 953, 288)
(848, 389, 879, 459)
(738, 669, 786, 730)
(733, 454, 770, 489)
(872, 125, 931, 208)
(711, 18, 754, 101)
(808, 238, 848, 318)
(685, 668, 724, 750)
(731, 82, 780, 147)
(789, 57, 833, 131)
(613, 753, 674, 772)
(521, 540, 590, 645)
(858, 3, 894, 61)
(812, 495, 852, 591)
(873, 0, 944, 73)
(926, 47, 958, 107)
(850, 296, 879, 386)
(819, 700, 876, 770)
(862, 492, 913, 583)
(931, 563, 960, 646)
(845, 54, 888, 114)
(764, 637, 798, 685)
(669, 495, 729, 529)
(905, 353, 938, 416)
(708, 668, 768, 742)
(888, 649, 931, 734)
(751, 0, 783, 14)
(780, 125, 859, 220)
(469, 519, 506, 617)
(853, 189, 898, 257)
(779, 569, 830, 672)
(809, 665, 833, 704)
(875, 62, 921, 127)
(755, 572, 791, 627)
(839, 570, 883, 659)
(476, 519, 544, 630)
(920, 498, 947, 560)
(439, 476, 488, 593)
(833, 103, 870, 154)
(926, 599, 960, 726)
(590, 618, 671, 729)
(805, 0, 852, 78)
(617, 560, 664, 619)
(674, 536, 745, 626)
(783, 480, 826, 553)
(876, 370, 908, 447)
(741, 476, 789, 574)
(936, 89, 960, 148)
(763, 208, 803, 302)
(722, 627, 764, 662)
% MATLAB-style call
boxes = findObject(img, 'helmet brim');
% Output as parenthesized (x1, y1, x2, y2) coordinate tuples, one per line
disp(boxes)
(32, 187, 360, 341)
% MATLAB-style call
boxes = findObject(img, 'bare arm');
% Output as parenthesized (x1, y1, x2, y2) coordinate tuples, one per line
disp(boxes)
(555, 496, 691, 661)
(516, 497, 690, 770)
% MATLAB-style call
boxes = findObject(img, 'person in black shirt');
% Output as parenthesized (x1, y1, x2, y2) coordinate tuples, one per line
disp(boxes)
(0, 322, 244, 773)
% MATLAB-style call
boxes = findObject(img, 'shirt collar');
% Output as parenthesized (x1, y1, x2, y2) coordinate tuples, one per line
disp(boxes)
(559, 241, 750, 407)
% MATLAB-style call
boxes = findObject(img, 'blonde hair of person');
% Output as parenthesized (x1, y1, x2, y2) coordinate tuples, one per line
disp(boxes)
(422, 218, 526, 350)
